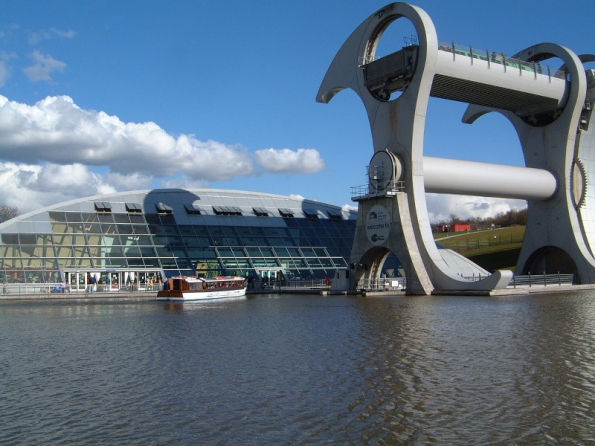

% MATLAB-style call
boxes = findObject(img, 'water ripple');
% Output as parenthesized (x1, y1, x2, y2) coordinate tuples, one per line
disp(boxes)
(1, 293, 595, 444)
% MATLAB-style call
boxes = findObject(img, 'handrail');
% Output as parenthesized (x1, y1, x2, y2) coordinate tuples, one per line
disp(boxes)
(438, 41, 566, 80)
(351, 181, 405, 200)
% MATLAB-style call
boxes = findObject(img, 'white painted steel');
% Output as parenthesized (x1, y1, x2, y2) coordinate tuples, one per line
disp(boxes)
(423, 156, 557, 200)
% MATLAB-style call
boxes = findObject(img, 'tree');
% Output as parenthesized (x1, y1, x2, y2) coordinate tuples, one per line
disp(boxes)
(0, 204, 19, 223)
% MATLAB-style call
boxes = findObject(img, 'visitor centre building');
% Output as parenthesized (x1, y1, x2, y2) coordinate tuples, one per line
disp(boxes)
(0, 188, 401, 292)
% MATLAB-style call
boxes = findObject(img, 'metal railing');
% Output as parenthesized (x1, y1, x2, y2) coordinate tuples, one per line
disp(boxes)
(438, 41, 566, 80)
(509, 273, 574, 288)
(1, 283, 162, 296)
(357, 277, 406, 291)
(351, 181, 405, 201)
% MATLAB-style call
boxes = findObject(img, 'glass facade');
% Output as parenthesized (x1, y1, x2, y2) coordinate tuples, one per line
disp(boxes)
(0, 188, 401, 291)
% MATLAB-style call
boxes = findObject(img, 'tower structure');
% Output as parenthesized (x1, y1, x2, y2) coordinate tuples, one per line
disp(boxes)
(316, 3, 595, 294)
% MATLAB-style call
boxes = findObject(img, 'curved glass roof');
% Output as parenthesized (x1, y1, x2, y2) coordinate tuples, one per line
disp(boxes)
(0, 188, 403, 290)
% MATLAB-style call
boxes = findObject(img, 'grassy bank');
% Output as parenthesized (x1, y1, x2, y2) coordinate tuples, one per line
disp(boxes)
(435, 226, 525, 271)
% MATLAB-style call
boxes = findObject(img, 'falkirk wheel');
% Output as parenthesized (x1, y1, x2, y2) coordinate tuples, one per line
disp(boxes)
(316, 2, 595, 295)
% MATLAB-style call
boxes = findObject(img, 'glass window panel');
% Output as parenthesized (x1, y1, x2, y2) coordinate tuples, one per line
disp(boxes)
(178, 225, 195, 236)
(102, 235, 122, 246)
(188, 248, 217, 259)
(275, 228, 292, 237)
(18, 234, 37, 244)
(117, 224, 134, 235)
(160, 257, 178, 267)
(36, 234, 54, 245)
(314, 248, 327, 256)
(268, 237, 294, 247)
(259, 247, 275, 256)
(222, 237, 239, 245)
(82, 213, 99, 223)
(168, 236, 184, 247)
(76, 258, 93, 267)
(193, 237, 211, 247)
(311, 270, 328, 279)
(251, 259, 279, 268)
(63, 212, 81, 223)
(318, 238, 336, 248)
(299, 227, 320, 239)
(155, 247, 174, 257)
(274, 247, 290, 257)
(300, 248, 316, 257)
(140, 247, 157, 256)
(144, 214, 160, 224)
(53, 234, 73, 245)
(128, 257, 145, 267)
(231, 248, 245, 257)
(0, 258, 22, 268)
(89, 246, 103, 257)
(136, 235, 153, 245)
(2, 234, 19, 245)
(326, 247, 343, 257)
(114, 213, 131, 223)
(152, 236, 168, 246)
(236, 227, 252, 236)
(98, 213, 114, 223)
(318, 258, 335, 267)
(106, 246, 124, 256)
(87, 234, 102, 245)
(193, 226, 209, 236)
(263, 227, 280, 237)
(217, 247, 234, 257)
(129, 214, 145, 224)
(59, 257, 77, 268)
(124, 245, 141, 256)
(72, 235, 87, 245)
(220, 227, 236, 236)
(175, 258, 193, 269)
(51, 223, 68, 234)
(332, 258, 348, 267)
(306, 258, 323, 267)
(221, 259, 250, 269)
(250, 227, 265, 236)
(132, 224, 149, 234)
(85, 222, 102, 233)
(101, 223, 118, 235)
(162, 225, 180, 235)
(70, 223, 85, 234)
(43, 258, 60, 269)
(49, 212, 67, 223)
(246, 247, 262, 257)
(107, 258, 128, 268)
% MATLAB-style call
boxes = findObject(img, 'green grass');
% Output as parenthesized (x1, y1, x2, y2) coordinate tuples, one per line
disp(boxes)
(435, 226, 525, 271)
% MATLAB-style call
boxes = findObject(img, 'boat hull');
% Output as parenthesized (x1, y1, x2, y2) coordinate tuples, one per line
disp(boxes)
(157, 286, 247, 302)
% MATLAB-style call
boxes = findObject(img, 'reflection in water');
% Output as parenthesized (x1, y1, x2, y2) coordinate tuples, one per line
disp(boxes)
(351, 293, 595, 443)
(0, 292, 594, 444)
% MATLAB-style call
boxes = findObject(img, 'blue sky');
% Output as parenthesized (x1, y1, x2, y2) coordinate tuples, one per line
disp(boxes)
(0, 0, 593, 222)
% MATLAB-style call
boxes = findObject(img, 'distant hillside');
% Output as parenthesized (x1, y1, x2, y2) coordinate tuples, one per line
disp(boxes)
(435, 226, 525, 272)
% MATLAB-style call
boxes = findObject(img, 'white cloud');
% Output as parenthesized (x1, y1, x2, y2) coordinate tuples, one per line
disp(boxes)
(0, 162, 115, 213)
(0, 94, 329, 213)
(255, 148, 326, 174)
(23, 51, 66, 82)
(426, 193, 526, 223)
(0, 95, 256, 180)
(28, 27, 76, 45)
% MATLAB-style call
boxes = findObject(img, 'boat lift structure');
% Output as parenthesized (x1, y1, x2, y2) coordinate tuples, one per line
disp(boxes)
(317, 2, 595, 294)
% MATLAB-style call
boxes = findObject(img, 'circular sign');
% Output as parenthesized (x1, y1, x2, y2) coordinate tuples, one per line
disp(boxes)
(366, 205, 391, 245)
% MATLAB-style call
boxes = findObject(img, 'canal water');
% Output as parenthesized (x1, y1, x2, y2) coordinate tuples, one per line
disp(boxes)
(1, 292, 594, 444)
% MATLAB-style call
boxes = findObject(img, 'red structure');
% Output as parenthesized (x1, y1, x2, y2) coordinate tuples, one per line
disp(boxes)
(438, 224, 470, 233)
